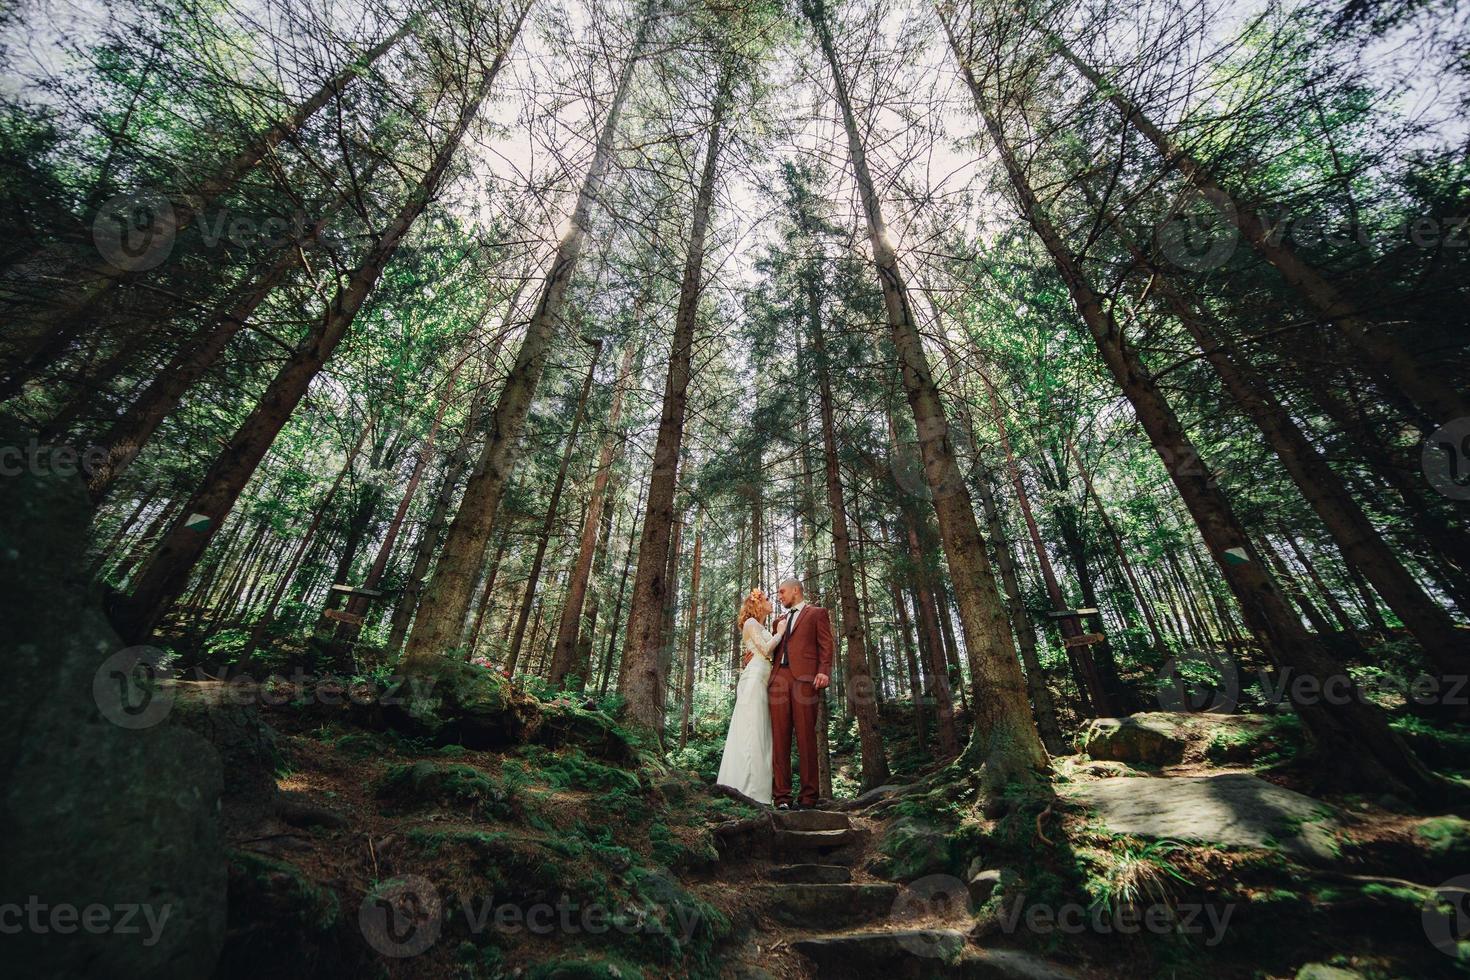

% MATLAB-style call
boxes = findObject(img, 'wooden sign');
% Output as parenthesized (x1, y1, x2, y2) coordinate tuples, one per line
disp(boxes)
(1062, 632, 1105, 649)
(1046, 608, 1099, 618)
(330, 583, 383, 599)
(322, 608, 365, 626)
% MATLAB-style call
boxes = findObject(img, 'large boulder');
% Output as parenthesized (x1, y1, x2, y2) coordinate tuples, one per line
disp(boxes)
(1062, 773, 1343, 863)
(0, 426, 226, 978)
(1078, 714, 1188, 765)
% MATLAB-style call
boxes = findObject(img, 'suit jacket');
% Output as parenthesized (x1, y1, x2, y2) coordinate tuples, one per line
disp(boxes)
(775, 604, 834, 681)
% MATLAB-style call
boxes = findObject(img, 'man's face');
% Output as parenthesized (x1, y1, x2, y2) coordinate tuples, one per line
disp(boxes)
(778, 582, 802, 608)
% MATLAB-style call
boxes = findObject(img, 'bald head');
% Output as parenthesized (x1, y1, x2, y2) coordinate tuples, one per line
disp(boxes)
(777, 576, 803, 609)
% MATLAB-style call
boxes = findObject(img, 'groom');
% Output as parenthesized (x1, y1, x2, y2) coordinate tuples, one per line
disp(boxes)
(768, 576, 832, 810)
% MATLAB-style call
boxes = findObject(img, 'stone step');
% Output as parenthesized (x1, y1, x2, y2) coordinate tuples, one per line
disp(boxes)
(792, 929, 966, 976)
(793, 932, 1077, 979)
(773, 826, 867, 852)
(773, 808, 850, 832)
(754, 882, 898, 929)
(766, 863, 851, 884)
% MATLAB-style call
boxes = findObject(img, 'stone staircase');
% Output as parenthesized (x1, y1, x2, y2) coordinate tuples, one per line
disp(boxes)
(743, 807, 1078, 979)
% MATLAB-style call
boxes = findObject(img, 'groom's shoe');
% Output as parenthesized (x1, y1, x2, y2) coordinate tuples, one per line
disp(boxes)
(775, 803, 791, 811)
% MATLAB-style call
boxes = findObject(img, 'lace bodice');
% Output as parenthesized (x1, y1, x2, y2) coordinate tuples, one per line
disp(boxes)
(742, 618, 782, 662)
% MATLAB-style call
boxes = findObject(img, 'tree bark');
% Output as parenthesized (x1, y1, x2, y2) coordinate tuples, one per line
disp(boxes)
(805, 0, 1048, 788)
(809, 272, 891, 789)
(618, 65, 733, 739)
(550, 340, 637, 685)
(1046, 32, 1468, 430)
(108, 20, 522, 643)
(402, 0, 652, 669)
(948, 26, 1446, 802)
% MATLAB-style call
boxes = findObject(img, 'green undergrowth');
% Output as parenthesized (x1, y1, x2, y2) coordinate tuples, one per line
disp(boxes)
(228, 673, 742, 979)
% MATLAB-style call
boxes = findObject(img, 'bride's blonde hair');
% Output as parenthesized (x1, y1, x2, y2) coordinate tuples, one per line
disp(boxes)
(737, 588, 770, 628)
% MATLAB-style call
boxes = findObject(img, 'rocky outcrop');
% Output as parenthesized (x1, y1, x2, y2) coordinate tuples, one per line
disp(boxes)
(0, 425, 226, 978)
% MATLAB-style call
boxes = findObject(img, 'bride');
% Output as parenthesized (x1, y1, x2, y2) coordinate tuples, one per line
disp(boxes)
(715, 588, 788, 805)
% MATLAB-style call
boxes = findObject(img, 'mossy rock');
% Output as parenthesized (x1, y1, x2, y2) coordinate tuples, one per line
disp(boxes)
(537, 699, 640, 765)
(869, 815, 964, 882)
(1295, 964, 1366, 979)
(526, 958, 646, 980)
(518, 744, 643, 794)
(1414, 816, 1470, 862)
(218, 850, 352, 977)
(376, 760, 516, 819)
(1079, 715, 1186, 765)
(228, 850, 341, 932)
(407, 828, 575, 902)
(387, 660, 544, 747)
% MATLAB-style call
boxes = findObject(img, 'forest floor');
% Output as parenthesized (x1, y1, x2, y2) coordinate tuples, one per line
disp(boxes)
(190, 673, 1470, 980)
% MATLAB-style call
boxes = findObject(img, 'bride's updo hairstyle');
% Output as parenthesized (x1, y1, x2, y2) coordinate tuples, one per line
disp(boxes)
(737, 588, 769, 628)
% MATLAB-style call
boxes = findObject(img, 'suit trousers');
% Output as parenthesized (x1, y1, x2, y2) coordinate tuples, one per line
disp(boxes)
(769, 664, 819, 806)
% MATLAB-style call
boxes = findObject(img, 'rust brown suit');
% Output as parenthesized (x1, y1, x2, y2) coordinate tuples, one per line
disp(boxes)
(768, 604, 833, 807)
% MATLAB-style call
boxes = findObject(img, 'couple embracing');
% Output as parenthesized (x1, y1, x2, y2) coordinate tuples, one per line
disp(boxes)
(715, 576, 832, 810)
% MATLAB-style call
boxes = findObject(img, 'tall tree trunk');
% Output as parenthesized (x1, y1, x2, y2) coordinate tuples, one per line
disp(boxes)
(402, 0, 652, 669)
(891, 577, 929, 748)
(618, 66, 733, 739)
(335, 346, 472, 644)
(810, 273, 890, 789)
(1088, 189, 1466, 671)
(805, 0, 1048, 787)
(948, 27, 1446, 802)
(678, 519, 703, 749)
(550, 340, 637, 685)
(1066, 436, 1168, 650)
(238, 420, 370, 666)
(0, 18, 417, 395)
(504, 342, 601, 674)
(599, 486, 643, 698)
(986, 381, 1106, 715)
(1045, 31, 1468, 430)
(109, 22, 522, 644)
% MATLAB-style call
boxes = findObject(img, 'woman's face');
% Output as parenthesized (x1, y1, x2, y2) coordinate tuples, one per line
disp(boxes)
(757, 597, 771, 620)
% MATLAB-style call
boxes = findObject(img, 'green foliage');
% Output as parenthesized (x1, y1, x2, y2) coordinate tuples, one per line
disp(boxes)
(376, 761, 517, 820)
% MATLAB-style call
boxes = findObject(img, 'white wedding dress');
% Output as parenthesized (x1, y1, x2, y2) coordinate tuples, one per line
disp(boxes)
(715, 618, 781, 805)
